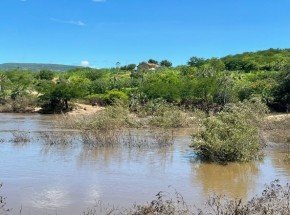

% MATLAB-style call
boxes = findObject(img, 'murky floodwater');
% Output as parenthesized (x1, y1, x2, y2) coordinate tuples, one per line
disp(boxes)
(1, 113, 290, 215)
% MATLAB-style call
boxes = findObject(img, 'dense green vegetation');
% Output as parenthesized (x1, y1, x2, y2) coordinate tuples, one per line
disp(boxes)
(0, 48, 289, 114)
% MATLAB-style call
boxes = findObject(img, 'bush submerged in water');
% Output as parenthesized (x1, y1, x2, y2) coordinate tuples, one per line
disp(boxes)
(191, 99, 268, 162)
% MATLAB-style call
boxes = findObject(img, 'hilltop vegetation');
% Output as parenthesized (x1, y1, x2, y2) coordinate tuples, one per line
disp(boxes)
(0, 48, 289, 114)
(0, 63, 80, 72)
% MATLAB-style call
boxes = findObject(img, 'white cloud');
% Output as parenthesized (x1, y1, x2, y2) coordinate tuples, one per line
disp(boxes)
(80, 60, 91, 67)
(50, 18, 86, 26)
(92, 0, 106, 2)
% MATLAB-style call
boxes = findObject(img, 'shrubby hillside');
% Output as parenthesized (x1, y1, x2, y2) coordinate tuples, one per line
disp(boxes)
(0, 63, 80, 72)
(0, 48, 289, 113)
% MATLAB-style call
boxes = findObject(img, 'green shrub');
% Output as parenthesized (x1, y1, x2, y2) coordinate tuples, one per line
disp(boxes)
(0, 95, 37, 113)
(191, 100, 268, 162)
(148, 103, 192, 128)
(84, 94, 106, 105)
(85, 90, 129, 106)
(103, 90, 128, 105)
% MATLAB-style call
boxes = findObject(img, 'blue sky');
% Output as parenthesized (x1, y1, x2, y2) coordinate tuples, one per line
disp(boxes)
(1, 0, 290, 68)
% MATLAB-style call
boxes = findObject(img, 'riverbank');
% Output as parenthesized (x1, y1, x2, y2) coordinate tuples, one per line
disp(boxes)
(263, 113, 290, 144)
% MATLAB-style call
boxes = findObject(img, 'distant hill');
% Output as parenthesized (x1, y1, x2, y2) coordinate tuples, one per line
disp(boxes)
(0, 63, 80, 72)
(221, 48, 290, 71)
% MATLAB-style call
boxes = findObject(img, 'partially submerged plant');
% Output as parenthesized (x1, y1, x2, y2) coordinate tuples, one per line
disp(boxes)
(80, 129, 122, 148)
(128, 190, 191, 215)
(122, 129, 175, 149)
(151, 130, 175, 148)
(10, 130, 31, 143)
(39, 131, 74, 146)
(202, 180, 290, 215)
(191, 100, 268, 162)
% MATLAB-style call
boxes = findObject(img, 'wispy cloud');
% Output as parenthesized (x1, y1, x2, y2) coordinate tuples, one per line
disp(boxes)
(50, 18, 86, 26)
(92, 0, 106, 3)
(80, 60, 91, 67)
(20, 0, 27, 2)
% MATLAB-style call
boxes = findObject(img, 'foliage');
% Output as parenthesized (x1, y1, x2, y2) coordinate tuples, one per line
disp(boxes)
(36, 70, 55, 80)
(84, 180, 290, 215)
(120, 64, 136, 71)
(187, 56, 206, 67)
(141, 71, 182, 103)
(148, 59, 159, 64)
(202, 180, 290, 215)
(148, 103, 193, 128)
(191, 100, 268, 162)
(1, 48, 290, 114)
(11, 130, 31, 143)
(38, 81, 81, 113)
(221, 48, 290, 71)
(274, 64, 290, 111)
(0, 63, 79, 72)
(85, 90, 129, 106)
(160, 59, 173, 67)
(103, 90, 129, 105)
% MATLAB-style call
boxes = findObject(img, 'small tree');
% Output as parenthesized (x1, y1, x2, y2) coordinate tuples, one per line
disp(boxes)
(39, 81, 80, 113)
(191, 100, 268, 162)
(148, 59, 159, 64)
(275, 65, 290, 111)
(187, 56, 206, 67)
(160, 60, 172, 67)
(37, 70, 54, 80)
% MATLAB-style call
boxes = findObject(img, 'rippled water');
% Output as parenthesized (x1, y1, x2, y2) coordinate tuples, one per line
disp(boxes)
(1, 113, 290, 215)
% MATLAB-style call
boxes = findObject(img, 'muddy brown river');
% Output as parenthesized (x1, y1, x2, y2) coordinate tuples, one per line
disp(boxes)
(1, 113, 290, 215)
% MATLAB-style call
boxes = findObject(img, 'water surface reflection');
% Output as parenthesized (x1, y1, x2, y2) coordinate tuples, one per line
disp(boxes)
(191, 161, 259, 199)
(1, 113, 290, 215)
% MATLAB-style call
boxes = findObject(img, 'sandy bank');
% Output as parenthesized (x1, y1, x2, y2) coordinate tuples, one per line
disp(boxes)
(67, 103, 104, 115)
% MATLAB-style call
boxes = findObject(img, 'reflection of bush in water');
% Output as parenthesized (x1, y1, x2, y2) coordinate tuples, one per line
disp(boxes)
(77, 130, 175, 168)
(192, 161, 259, 199)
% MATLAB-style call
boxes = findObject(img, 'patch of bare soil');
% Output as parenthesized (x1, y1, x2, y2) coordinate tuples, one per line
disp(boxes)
(68, 103, 104, 115)
(263, 114, 290, 143)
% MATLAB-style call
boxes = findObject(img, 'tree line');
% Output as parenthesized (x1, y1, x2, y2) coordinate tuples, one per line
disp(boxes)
(0, 48, 290, 113)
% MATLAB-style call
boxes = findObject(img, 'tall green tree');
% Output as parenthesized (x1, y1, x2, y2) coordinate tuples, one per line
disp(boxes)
(148, 59, 159, 64)
(187, 57, 206, 67)
(160, 60, 172, 67)
(39, 81, 80, 113)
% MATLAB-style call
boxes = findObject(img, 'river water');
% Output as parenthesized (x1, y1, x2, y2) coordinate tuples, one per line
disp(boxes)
(0, 113, 290, 215)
